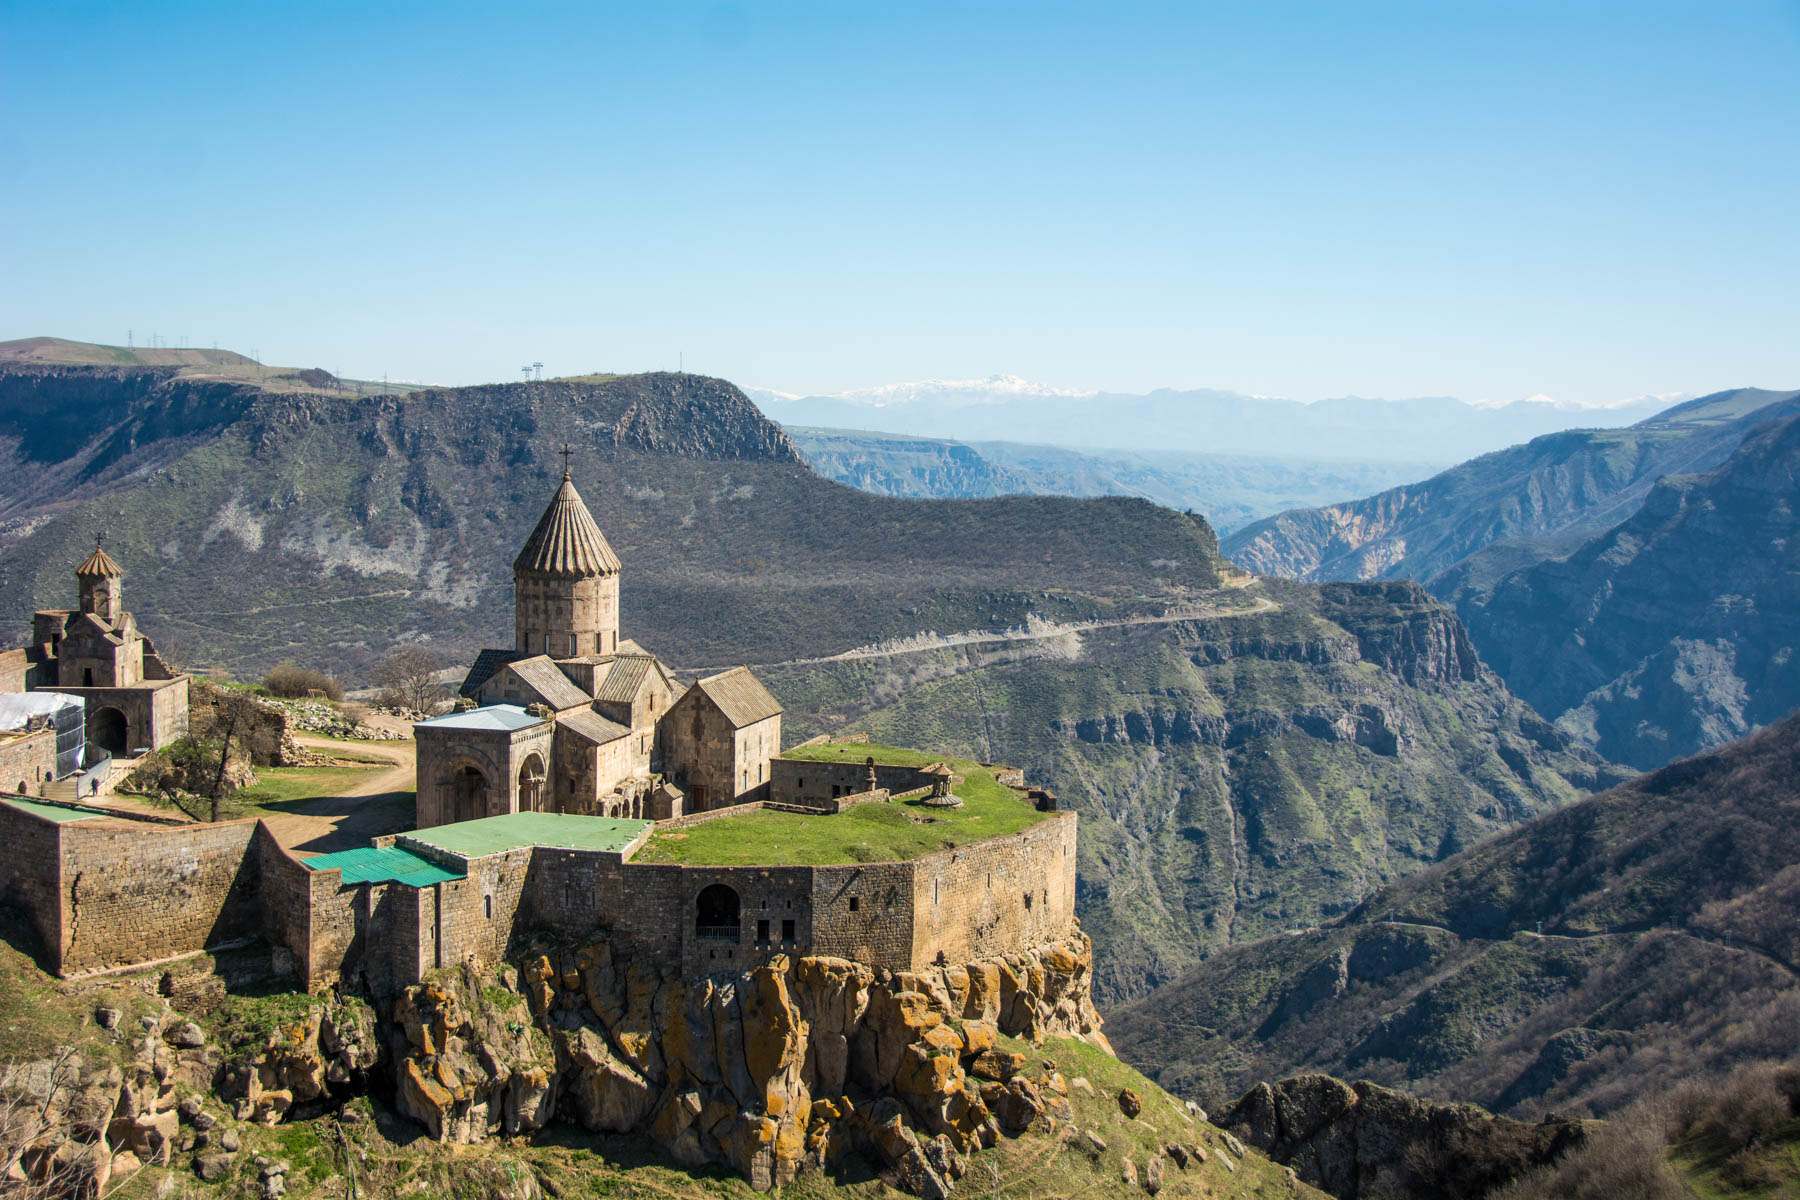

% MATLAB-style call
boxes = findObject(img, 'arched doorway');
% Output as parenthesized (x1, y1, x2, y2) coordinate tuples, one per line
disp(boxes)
(695, 884, 740, 940)
(449, 764, 488, 824)
(517, 754, 546, 813)
(89, 707, 128, 757)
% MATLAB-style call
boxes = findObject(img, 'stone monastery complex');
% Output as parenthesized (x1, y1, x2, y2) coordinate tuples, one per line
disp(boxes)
(0, 471, 1080, 995)
(0, 471, 1105, 1194)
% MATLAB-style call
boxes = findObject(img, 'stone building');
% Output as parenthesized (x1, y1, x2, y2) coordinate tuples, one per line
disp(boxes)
(21, 540, 189, 759)
(662, 667, 783, 809)
(416, 471, 781, 828)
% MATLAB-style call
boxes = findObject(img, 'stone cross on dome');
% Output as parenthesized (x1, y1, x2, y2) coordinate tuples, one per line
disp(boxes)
(559, 444, 574, 479)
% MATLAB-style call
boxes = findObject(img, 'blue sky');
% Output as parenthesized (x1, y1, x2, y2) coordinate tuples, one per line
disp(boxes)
(2, 1, 1796, 404)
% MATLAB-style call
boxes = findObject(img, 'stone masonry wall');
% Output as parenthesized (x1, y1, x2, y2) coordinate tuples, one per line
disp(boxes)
(809, 862, 918, 970)
(57, 817, 261, 975)
(769, 758, 936, 806)
(253, 823, 312, 978)
(909, 813, 1078, 967)
(0, 801, 63, 963)
(431, 846, 535, 973)
(0, 727, 58, 793)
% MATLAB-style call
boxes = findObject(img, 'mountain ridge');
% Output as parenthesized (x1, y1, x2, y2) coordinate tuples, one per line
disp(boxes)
(1108, 711, 1800, 1120)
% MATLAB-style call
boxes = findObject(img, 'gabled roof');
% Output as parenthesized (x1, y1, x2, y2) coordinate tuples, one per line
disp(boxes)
(688, 667, 782, 728)
(594, 654, 667, 705)
(460, 649, 522, 698)
(76, 541, 123, 579)
(495, 656, 592, 711)
(559, 709, 632, 746)
(514, 472, 621, 578)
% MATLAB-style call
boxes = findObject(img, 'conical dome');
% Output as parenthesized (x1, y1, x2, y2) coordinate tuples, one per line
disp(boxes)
(76, 540, 124, 579)
(513, 472, 621, 577)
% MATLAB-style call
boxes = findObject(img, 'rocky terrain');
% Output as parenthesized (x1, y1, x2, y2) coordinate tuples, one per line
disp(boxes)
(1107, 712, 1800, 1125)
(1218, 1075, 1588, 1200)
(0, 359, 1224, 678)
(0, 922, 1317, 1200)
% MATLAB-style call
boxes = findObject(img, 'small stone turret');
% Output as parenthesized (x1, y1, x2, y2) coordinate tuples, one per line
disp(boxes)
(76, 538, 124, 624)
(513, 469, 622, 659)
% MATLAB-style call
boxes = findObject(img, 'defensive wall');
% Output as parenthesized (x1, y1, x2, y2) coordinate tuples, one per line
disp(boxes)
(0, 796, 290, 976)
(0, 769, 1078, 997)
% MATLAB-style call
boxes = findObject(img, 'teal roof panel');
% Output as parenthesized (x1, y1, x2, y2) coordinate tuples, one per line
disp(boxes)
(1, 796, 101, 824)
(405, 811, 650, 859)
(302, 845, 463, 887)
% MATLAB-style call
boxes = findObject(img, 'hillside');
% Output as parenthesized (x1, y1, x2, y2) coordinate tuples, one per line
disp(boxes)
(787, 426, 1438, 534)
(1458, 412, 1800, 769)
(0, 362, 1224, 677)
(0, 353, 1619, 1010)
(1222, 387, 1800, 587)
(762, 578, 1624, 1004)
(0, 335, 417, 396)
(1107, 713, 1800, 1124)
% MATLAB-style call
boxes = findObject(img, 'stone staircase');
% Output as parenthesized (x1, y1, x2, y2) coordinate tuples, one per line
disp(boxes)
(44, 754, 139, 803)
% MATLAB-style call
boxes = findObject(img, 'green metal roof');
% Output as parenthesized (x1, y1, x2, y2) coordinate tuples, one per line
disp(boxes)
(302, 845, 463, 887)
(404, 811, 651, 859)
(1, 796, 101, 824)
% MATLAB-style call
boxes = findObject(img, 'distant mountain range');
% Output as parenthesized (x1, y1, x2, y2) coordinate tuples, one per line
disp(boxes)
(1221, 388, 1800, 769)
(1110, 711, 1800, 1122)
(749, 376, 1685, 464)
(783, 426, 1441, 534)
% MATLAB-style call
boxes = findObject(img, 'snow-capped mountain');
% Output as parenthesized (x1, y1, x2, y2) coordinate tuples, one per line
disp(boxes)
(746, 379, 1688, 463)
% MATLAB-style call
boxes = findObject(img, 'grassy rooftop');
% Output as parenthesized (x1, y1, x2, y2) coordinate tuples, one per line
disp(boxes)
(633, 742, 1050, 867)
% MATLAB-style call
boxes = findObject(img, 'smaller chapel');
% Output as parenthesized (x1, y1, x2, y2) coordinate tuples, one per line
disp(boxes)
(22, 540, 190, 759)
(413, 470, 782, 828)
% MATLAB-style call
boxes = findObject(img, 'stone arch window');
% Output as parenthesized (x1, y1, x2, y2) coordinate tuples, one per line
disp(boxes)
(484, 895, 494, 919)
(517, 754, 547, 813)
(695, 884, 740, 941)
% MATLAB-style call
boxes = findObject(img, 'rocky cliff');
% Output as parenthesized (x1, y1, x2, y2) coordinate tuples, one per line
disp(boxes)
(384, 929, 1107, 1192)
(1459, 412, 1800, 768)
(1219, 1075, 1586, 1200)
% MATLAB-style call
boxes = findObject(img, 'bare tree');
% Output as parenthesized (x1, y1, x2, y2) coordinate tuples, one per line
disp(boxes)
(373, 647, 446, 714)
(0, 1047, 94, 1199)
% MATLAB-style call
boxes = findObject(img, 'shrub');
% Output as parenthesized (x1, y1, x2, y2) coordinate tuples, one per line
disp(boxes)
(262, 663, 345, 701)
(1491, 1122, 1687, 1200)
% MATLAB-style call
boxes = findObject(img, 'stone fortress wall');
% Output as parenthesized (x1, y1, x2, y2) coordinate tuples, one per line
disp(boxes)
(0, 767, 1077, 997)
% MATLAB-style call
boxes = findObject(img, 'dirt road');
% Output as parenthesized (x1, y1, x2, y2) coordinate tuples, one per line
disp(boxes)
(256, 735, 417, 857)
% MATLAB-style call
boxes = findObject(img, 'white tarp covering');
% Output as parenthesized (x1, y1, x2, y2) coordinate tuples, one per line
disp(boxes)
(0, 691, 82, 732)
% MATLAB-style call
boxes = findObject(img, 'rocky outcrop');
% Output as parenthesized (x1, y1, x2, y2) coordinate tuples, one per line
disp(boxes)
(219, 996, 380, 1126)
(388, 928, 1106, 1193)
(1219, 1075, 1586, 1200)
(1, 1012, 240, 1196)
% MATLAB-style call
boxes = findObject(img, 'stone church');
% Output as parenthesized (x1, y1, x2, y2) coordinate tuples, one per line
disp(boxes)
(24, 540, 189, 758)
(414, 470, 782, 828)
